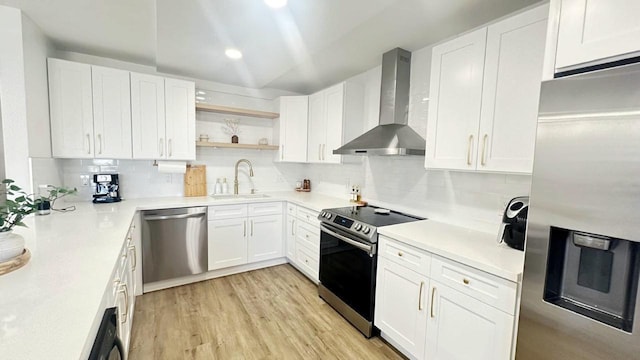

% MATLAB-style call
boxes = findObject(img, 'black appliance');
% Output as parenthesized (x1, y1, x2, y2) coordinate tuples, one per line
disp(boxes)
(89, 307, 124, 360)
(93, 174, 121, 203)
(318, 205, 423, 338)
(497, 196, 529, 250)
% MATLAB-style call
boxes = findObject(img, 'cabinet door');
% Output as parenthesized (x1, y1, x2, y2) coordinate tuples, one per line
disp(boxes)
(426, 281, 514, 360)
(323, 83, 345, 164)
(285, 217, 296, 261)
(91, 66, 132, 159)
(131, 73, 165, 159)
(425, 28, 487, 170)
(556, 0, 640, 70)
(279, 96, 309, 162)
(248, 214, 283, 263)
(164, 78, 196, 160)
(374, 257, 429, 359)
(48, 58, 94, 158)
(477, 5, 548, 173)
(208, 218, 248, 270)
(307, 92, 325, 163)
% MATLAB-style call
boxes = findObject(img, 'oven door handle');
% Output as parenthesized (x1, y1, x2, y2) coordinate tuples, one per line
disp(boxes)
(320, 224, 375, 256)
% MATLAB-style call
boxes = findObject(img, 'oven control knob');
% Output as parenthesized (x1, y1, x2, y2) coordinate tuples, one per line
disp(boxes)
(320, 211, 325, 217)
(363, 226, 370, 234)
(325, 213, 332, 219)
(354, 224, 363, 231)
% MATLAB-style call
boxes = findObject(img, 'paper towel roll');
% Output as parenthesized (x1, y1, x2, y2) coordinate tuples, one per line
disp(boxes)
(157, 161, 187, 174)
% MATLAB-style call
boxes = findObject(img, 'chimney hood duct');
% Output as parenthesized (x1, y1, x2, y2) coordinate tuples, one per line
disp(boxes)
(334, 48, 426, 156)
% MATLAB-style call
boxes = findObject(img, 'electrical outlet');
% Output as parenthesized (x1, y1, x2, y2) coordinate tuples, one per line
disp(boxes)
(80, 175, 91, 186)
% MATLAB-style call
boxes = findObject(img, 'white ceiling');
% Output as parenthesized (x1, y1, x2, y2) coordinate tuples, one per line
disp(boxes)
(2, 0, 540, 93)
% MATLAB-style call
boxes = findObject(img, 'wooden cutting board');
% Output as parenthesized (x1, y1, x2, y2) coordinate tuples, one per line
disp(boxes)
(184, 165, 207, 197)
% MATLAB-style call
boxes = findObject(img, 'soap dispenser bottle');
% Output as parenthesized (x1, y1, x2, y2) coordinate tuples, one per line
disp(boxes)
(214, 178, 222, 194)
(222, 178, 229, 194)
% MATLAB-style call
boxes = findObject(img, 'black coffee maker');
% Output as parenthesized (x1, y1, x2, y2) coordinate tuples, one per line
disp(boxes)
(93, 174, 121, 203)
(497, 196, 529, 250)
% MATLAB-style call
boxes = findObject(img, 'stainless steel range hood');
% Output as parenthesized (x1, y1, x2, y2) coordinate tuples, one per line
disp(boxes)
(334, 48, 426, 156)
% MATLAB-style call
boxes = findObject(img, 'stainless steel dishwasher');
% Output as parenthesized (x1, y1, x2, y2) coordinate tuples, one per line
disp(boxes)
(141, 207, 207, 285)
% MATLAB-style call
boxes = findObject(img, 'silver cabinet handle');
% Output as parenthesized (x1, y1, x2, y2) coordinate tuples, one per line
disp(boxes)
(318, 144, 322, 161)
(281, 144, 284, 160)
(244, 220, 246, 237)
(97, 134, 102, 155)
(419, 281, 425, 311)
(430, 286, 437, 318)
(159, 138, 164, 157)
(168, 138, 172, 157)
(481, 134, 488, 166)
(322, 144, 325, 161)
(466, 135, 474, 166)
(118, 283, 129, 322)
(250, 220, 254, 236)
(86, 134, 91, 154)
(291, 219, 295, 236)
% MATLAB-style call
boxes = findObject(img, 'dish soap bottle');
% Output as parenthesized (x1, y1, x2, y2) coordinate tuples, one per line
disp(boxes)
(222, 178, 229, 194)
(214, 178, 222, 195)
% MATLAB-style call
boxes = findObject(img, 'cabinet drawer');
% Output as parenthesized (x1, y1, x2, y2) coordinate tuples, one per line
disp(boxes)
(379, 235, 431, 277)
(248, 202, 283, 217)
(297, 206, 320, 226)
(296, 246, 319, 280)
(286, 203, 297, 217)
(208, 204, 247, 220)
(296, 222, 320, 254)
(430, 255, 517, 315)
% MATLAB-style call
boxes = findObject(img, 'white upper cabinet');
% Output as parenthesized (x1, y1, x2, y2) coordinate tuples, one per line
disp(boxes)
(164, 78, 196, 160)
(131, 73, 166, 159)
(426, 4, 548, 173)
(555, 0, 640, 71)
(279, 96, 309, 162)
(307, 81, 364, 164)
(426, 28, 487, 170)
(478, 4, 548, 173)
(91, 66, 132, 159)
(48, 58, 94, 158)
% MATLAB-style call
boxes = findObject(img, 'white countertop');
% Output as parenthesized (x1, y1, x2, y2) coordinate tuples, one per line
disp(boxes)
(378, 220, 524, 282)
(0, 191, 350, 360)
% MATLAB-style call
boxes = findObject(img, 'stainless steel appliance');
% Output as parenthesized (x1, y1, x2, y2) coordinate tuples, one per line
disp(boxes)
(318, 205, 423, 337)
(142, 207, 208, 285)
(88, 307, 124, 360)
(497, 196, 529, 250)
(93, 174, 121, 203)
(333, 48, 426, 156)
(517, 63, 640, 359)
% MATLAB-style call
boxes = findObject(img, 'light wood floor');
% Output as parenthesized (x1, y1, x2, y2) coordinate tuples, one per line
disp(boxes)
(129, 264, 404, 359)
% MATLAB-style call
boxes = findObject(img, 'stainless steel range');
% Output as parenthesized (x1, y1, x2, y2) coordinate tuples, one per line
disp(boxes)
(318, 205, 423, 337)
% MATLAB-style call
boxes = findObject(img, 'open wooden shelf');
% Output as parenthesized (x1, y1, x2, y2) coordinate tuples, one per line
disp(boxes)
(195, 103, 279, 119)
(196, 141, 279, 150)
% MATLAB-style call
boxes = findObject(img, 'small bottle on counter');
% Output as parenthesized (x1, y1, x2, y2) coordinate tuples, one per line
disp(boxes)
(222, 178, 229, 194)
(214, 178, 222, 194)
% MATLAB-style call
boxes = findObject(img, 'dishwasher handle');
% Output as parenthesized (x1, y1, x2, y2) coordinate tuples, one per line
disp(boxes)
(144, 212, 206, 221)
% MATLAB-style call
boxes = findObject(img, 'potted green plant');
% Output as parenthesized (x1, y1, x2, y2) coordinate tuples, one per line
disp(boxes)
(0, 179, 36, 262)
(36, 185, 78, 215)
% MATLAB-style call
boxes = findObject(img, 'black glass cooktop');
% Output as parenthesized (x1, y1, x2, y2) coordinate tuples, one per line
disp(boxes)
(327, 205, 423, 227)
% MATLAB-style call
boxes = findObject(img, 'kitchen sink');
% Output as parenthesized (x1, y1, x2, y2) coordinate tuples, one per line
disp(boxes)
(210, 193, 270, 200)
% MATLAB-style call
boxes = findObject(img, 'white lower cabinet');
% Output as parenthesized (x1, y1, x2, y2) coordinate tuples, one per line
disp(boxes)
(285, 204, 320, 282)
(375, 257, 429, 359)
(426, 281, 514, 360)
(208, 218, 248, 270)
(207, 203, 284, 271)
(375, 236, 517, 360)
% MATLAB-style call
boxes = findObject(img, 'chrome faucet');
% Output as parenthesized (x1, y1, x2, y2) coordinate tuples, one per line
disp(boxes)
(234, 159, 254, 195)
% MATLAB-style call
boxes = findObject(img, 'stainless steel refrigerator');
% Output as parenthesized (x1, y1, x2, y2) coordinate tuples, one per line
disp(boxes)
(516, 63, 640, 359)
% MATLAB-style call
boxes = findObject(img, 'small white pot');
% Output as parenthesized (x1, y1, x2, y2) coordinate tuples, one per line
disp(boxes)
(0, 230, 25, 262)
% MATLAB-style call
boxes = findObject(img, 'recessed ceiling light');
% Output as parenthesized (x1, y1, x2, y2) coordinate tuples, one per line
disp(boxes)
(264, 0, 287, 9)
(225, 48, 243, 60)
